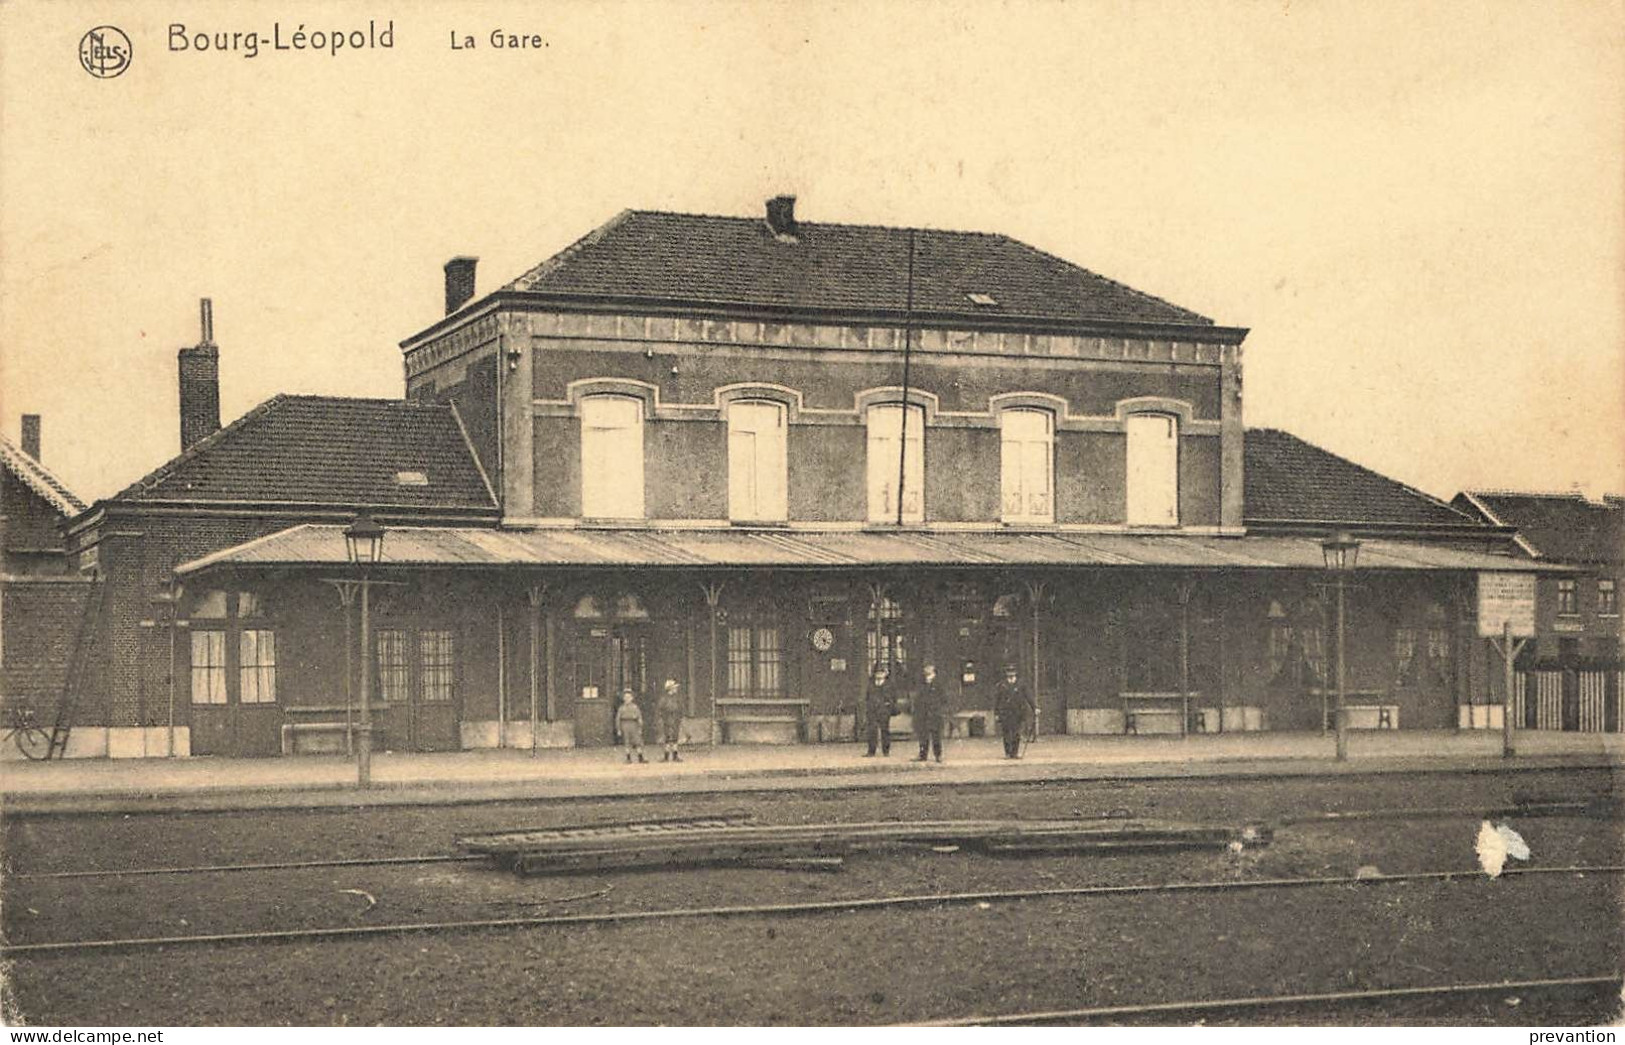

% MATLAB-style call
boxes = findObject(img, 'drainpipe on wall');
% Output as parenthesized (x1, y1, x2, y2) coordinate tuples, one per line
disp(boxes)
(497, 604, 507, 749)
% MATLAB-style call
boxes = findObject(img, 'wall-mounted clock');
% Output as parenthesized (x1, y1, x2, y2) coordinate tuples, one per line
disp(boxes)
(810, 626, 835, 652)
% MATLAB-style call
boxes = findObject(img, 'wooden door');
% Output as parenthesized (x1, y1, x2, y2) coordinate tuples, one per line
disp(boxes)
(188, 627, 282, 757)
(571, 626, 614, 746)
(407, 629, 461, 751)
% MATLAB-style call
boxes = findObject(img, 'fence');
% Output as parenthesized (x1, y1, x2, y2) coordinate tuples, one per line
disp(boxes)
(1512, 668, 1622, 732)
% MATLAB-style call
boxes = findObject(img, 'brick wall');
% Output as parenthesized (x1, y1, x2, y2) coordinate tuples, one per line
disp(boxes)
(1, 579, 94, 714)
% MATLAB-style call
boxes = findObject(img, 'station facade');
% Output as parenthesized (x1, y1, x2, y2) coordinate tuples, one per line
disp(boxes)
(37, 200, 1560, 758)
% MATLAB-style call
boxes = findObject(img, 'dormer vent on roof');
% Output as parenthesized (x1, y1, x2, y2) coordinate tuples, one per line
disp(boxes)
(765, 195, 798, 242)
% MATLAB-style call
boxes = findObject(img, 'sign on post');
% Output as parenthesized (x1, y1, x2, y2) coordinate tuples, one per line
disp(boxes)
(1477, 572, 1536, 638)
(1478, 571, 1535, 759)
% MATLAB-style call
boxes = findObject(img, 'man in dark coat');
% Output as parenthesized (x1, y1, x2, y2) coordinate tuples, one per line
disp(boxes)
(993, 664, 1035, 759)
(912, 661, 946, 763)
(863, 663, 895, 757)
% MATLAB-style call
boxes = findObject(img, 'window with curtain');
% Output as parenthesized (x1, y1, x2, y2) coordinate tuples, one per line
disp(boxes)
(1125, 413, 1179, 526)
(580, 395, 645, 518)
(238, 630, 277, 705)
(1000, 409, 1054, 524)
(1394, 626, 1419, 686)
(728, 400, 788, 522)
(866, 404, 924, 523)
(190, 631, 227, 705)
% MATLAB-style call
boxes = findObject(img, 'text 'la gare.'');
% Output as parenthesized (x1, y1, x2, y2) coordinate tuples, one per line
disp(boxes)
(451, 30, 546, 50)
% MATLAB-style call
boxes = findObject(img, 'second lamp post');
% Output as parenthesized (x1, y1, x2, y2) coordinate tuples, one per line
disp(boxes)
(1321, 530, 1361, 761)
(344, 512, 386, 787)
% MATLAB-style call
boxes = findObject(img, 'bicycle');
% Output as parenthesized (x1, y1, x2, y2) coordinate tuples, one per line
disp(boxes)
(3, 704, 53, 760)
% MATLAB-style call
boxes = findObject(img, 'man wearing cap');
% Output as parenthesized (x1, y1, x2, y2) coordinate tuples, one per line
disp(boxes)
(912, 661, 946, 763)
(993, 664, 1035, 759)
(863, 663, 896, 757)
(656, 678, 685, 762)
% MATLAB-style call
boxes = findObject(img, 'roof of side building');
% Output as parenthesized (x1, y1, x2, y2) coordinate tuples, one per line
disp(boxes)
(102, 395, 498, 512)
(1244, 428, 1485, 530)
(1454, 491, 1623, 564)
(0, 433, 85, 518)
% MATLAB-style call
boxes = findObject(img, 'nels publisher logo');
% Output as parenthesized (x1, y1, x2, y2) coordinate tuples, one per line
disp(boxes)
(79, 26, 132, 78)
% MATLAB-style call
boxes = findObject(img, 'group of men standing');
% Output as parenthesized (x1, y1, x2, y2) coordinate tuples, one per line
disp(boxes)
(863, 660, 1036, 761)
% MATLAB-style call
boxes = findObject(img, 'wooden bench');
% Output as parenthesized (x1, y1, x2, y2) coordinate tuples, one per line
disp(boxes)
(1342, 704, 1399, 730)
(1121, 692, 1199, 736)
(280, 705, 359, 755)
(948, 710, 991, 738)
(1310, 689, 1393, 731)
(715, 698, 811, 744)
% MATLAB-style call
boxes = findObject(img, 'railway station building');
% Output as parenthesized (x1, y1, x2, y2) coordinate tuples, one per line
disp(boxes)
(40, 199, 1565, 758)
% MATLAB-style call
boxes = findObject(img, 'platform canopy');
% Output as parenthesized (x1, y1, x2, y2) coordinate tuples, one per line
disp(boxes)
(176, 523, 1552, 577)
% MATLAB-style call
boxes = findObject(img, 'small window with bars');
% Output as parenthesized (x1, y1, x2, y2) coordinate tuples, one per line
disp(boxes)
(420, 631, 456, 703)
(727, 624, 783, 697)
(377, 629, 410, 704)
(1599, 579, 1617, 616)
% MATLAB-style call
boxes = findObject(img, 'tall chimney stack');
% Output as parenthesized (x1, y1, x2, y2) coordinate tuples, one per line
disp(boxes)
(20, 414, 40, 460)
(178, 298, 221, 452)
(444, 257, 478, 315)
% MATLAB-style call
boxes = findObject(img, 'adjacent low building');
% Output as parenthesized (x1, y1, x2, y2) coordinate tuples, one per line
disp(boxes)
(1, 416, 95, 746)
(1453, 490, 1622, 732)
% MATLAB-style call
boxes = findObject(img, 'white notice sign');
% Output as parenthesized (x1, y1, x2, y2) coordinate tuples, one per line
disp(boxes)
(1477, 572, 1537, 638)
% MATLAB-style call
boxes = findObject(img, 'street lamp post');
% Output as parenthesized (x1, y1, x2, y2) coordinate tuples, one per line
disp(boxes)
(1321, 531, 1361, 762)
(344, 513, 386, 788)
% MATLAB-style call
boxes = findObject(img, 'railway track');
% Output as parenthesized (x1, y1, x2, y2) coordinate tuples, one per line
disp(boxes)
(904, 975, 1625, 1026)
(5, 863, 1619, 957)
(7, 798, 1616, 881)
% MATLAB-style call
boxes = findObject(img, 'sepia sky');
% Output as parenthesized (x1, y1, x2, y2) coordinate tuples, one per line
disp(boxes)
(2, 0, 1620, 506)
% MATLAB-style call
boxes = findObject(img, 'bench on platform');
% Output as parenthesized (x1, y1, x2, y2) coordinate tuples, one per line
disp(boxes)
(1310, 689, 1395, 731)
(948, 710, 991, 738)
(715, 698, 810, 744)
(1121, 692, 1200, 736)
(280, 705, 358, 755)
(1341, 704, 1399, 730)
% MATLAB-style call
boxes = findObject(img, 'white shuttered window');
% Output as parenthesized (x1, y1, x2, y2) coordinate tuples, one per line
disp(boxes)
(727, 401, 788, 522)
(866, 404, 924, 523)
(1126, 413, 1179, 526)
(580, 396, 645, 519)
(1000, 409, 1054, 524)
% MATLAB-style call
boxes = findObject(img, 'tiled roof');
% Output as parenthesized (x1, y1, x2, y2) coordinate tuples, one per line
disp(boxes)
(108, 395, 497, 511)
(0, 434, 85, 518)
(1244, 428, 1483, 529)
(498, 209, 1216, 328)
(1456, 491, 1623, 565)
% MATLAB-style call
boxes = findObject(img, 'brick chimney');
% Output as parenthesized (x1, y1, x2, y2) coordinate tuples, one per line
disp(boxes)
(20, 414, 40, 460)
(444, 256, 478, 315)
(766, 195, 798, 240)
(178, 298, 221, 452)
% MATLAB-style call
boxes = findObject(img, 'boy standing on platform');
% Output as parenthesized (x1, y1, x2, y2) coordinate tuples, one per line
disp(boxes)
(617, 688, 647, 764)
(657, 678, 685, 762)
